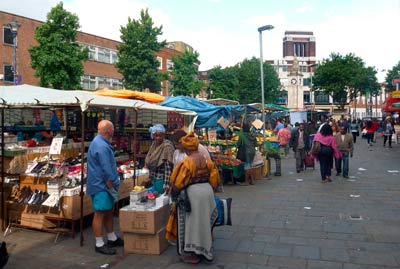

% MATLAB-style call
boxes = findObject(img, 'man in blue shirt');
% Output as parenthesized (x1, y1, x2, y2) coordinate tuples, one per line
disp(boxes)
(87, 120, 122, 255)
(274, 119, 284, 133)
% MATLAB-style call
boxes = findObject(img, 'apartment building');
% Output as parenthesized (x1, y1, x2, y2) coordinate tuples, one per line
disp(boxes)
(0, 11, 184, 96)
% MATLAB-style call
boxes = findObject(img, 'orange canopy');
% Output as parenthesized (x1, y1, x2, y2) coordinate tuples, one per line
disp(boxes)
(94, 89, 165, 103)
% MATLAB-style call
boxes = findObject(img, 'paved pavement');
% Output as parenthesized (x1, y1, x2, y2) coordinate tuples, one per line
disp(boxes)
(2, 135, 400, 269)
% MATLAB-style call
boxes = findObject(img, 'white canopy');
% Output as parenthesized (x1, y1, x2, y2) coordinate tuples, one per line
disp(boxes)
(0, 84, 196, 116)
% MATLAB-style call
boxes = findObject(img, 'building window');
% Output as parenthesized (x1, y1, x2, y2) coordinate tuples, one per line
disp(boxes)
(98, 48, 110, 63)
(82, 75, 97, 90)
(88, 46, 96, 60)
(111, 51, 118, 64)
(304, 91, 310, 103)
(3, 26, 14, 45)
(282, 65, 288, 72)
(303, 78, 311, 86)
(111, 79, 123, 89)
(166, 59, 174, 70)
(293, 43, 306, 57)
(3, 65, 14, 83)
(314, 91, 330, 104)
(81, 75, 122, 90)
(157, 57, 163, 70)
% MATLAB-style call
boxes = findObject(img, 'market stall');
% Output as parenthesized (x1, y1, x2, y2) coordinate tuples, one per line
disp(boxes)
(0, 84, 197, 245)
(160, 96, 268, 183)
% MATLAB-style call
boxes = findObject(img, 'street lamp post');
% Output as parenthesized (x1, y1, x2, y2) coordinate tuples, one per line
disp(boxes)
(258, 24, 274, 144)
(309, 63, 318, 121)
(8, 20, 20, 85)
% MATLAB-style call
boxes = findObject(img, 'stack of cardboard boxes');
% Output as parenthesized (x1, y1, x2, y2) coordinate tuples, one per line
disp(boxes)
(119, 203, 170, 255)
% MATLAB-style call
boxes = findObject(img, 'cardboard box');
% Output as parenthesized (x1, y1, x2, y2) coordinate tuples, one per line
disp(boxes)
(119, 178, 133, 199)
(123, 228, 168, 255)
(21, 212, 56, 229)
(135, 173, 150, 186)
(60, 194, 93, 220)
(119, 204, 170, 234)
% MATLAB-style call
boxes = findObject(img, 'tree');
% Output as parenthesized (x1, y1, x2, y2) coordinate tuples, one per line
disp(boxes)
(207, 66, 240, 100)
(116, 9, 166, 92)
(385, 61, 400, 92)
(29, 2, 88, 90)
(206, 57, 281, 104)
(312, 53, 377, 109)
(236, 57, 281, 104)
(168, 50, 203, 96)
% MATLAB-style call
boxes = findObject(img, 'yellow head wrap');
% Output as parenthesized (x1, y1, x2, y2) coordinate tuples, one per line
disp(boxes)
(180, 132, 199, 151)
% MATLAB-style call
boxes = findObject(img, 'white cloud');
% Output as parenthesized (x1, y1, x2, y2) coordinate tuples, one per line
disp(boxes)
(314, 8, 399, 81)
(64, 0, 151, 41)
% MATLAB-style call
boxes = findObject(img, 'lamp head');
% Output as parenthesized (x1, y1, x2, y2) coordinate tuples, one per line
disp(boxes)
(258, 25, 274, 32)
(8, 19, 20, 33)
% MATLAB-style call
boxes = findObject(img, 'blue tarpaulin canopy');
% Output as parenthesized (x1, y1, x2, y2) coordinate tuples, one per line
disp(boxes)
(159, 96, 259, 128)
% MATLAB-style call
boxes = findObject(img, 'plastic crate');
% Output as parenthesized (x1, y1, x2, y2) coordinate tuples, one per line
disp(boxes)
(232, 163, 244, 178)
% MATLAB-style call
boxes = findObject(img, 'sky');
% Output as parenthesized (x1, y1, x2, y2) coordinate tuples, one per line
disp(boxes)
(2, 0, 399, 82)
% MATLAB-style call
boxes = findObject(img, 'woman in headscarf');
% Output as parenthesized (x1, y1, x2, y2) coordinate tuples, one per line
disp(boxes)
(166, 132, 220, 264)
(236, 123, 257, 185)
(312, 124, 341, 183)
(145, 124, 174, 193)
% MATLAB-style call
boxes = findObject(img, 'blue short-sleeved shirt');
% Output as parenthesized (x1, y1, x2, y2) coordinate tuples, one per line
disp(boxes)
(86, 135, 120, 196)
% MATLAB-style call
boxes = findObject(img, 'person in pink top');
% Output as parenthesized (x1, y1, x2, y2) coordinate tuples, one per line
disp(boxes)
(313, 124, 342, 183)
(277, 123, 291, 157)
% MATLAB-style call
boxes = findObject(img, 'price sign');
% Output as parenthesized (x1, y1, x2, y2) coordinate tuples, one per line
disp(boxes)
(49, 137, 64, 155)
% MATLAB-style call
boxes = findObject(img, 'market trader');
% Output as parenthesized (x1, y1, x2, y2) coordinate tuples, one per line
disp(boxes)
(145, 124, 174, 193)
(87, 120, 123, 255)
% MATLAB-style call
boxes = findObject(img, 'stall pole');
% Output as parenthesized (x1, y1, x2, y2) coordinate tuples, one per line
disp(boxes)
(133, 109, 138, 186)
(79, 110, 85, 246)
(1, 106, 5, 231)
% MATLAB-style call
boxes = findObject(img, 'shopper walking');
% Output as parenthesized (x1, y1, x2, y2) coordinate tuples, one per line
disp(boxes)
(312, 124, 341, 183)
(335, 126, 354, 178)
(278, 123, 291, 158)
(289, 123, 310, 173)
(349, 119, 360, 143)
(364, 120, 375, 146)
(383, 116, 396, 148)
(87, 120, 123, 255)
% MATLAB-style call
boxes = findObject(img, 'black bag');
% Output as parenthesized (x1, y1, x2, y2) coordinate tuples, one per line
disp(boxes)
(0, 242, 9, 268)
(177, 188, 191, 213)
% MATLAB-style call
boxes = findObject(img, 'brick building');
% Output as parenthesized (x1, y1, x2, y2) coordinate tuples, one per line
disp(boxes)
(0, 10, 185, 96)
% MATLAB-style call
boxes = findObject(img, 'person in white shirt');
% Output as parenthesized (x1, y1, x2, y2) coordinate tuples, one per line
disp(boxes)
(171, 130, 211, 166)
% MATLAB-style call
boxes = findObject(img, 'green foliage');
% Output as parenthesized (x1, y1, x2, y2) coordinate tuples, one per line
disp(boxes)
(385, 61, 400, 91)
(312, 53, 378, 109)
(237, 57, 281, 104)
(207, 57, 281, 104)
(29, 2, 88, 90)
(169, 50, 202, 96)
(116, 9, 166, 92)
(208, 66, 240, 100)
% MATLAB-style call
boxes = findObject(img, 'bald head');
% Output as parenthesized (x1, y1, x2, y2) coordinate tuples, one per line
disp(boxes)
(98, 120, 114, 139)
